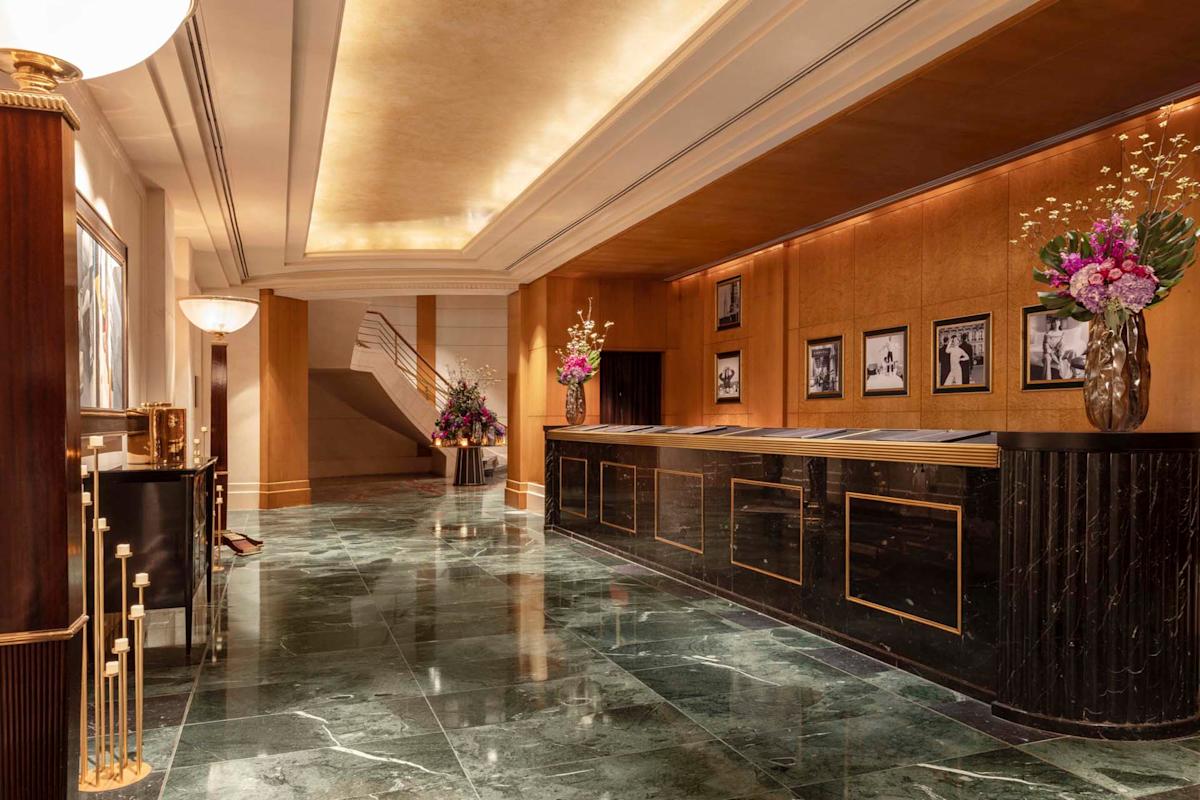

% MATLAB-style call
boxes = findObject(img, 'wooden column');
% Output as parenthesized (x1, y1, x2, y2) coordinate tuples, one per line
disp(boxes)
(0, 95, 84, 799)
(416, 295, 437, 402)
(210, 342, 229, 497)
(258, 289, 311, 508)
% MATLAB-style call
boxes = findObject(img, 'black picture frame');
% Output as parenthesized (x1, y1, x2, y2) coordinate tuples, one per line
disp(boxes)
(714, 350, 742, 403)
(805, 335, 843, 399)
(1021, 305, 1087, 391)
(862, 325, 909, 397)
(716, 275, 742, 331)
(932, 312, 991, 394)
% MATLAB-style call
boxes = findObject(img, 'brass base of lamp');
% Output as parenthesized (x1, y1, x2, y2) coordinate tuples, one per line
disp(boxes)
(78, 761, 153, 792)
(0, 49, 81, 93)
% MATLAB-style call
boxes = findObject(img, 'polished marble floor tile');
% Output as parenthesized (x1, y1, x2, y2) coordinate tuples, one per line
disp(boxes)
(1019, 737, 1200, 797)
(161, 734, 477, 800)
(725, 698, 1002, 788)
(130, 479, 1195, 799)
(447, 700, 713, 780)
(791, 747, 1124, 799)
(173, 695, 441, 767)
(474, 740, 786, 800)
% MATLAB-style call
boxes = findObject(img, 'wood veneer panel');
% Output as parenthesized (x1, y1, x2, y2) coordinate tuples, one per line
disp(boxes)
(0, 107, 80, 633)
(259, 290, 310, 508)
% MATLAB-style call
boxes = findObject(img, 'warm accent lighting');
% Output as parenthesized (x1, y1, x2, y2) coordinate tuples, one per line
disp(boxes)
(178, 296, 260, 340)
(0, 1, 192, 92)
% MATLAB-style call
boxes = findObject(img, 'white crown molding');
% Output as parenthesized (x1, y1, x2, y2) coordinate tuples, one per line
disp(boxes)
(259, 0, 1038, 297)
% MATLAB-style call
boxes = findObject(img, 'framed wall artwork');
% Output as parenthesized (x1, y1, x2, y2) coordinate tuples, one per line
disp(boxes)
(932, 313, 990, 394)
(77, 196, 128, 410)
(715, 350, 742, 403)
(862, 325, 908, 397)
(806, 335, 843, 399)
(715, 275, 742, 330)
(1022, 305, 1087, 390)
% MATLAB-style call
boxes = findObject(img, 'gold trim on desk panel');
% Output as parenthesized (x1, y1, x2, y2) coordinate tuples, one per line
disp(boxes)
(730, 478, 804, 587)
(844, 491, 963, 635)
(558, 456, 589, 519)
(599, 461, 637, 535)
(546, 430, 998, 469)
(653, 468, 705, 554)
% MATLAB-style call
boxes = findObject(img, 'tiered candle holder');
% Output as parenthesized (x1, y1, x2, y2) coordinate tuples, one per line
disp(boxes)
(78, 436, 153, 792)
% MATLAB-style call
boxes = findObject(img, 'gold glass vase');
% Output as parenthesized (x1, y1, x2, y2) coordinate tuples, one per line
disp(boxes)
(565, 382, 585, 426)
(1083, 311, 1150, 432)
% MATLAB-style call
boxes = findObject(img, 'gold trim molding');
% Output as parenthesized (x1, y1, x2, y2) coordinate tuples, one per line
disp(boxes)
(600, 461, 637, 535)
(730, 478, 804, 587)
(653, 468, 705, 554)
(0, 88, 80, 130)
(559, 456, 588, 519)
(548, 429, 998, 469)
(0, 613, 88, 647)
(844, 492, 963, 635)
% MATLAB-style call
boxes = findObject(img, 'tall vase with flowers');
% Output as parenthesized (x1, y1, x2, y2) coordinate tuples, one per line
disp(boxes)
(1016, 106, 1199, 431)
(555, 298, 613, 425)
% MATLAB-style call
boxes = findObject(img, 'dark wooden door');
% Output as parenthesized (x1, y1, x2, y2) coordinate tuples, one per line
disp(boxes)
(600, 352, 662, 424)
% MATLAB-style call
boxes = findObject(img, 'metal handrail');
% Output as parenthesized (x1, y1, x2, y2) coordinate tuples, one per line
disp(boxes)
(356, 309, 508, 437)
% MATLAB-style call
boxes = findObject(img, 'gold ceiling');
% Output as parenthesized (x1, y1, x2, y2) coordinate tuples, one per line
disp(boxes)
(307, 0, 728, 254)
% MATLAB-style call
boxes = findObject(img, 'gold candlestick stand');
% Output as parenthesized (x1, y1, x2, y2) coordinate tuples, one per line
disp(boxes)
(212, 484, 225, 573)
(78, 438, 153, 791)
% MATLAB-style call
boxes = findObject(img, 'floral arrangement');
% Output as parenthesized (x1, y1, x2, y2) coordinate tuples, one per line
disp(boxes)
(555, 298, 613, 385)
(431, 361, 504, 445)
(1016, 106, 1199, 331)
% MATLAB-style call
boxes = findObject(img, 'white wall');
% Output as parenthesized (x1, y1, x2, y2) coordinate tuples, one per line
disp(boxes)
(436, 296, 508, 421)
(223, 286, 262, 510)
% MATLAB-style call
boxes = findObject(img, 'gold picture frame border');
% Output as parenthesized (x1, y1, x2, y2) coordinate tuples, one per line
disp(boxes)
(558, 455, 589, 519)
(844, 491, 963, 635)
(599, 461, 637, 535)
(729, 478, 804, 587)
(653, 468, 705, 554)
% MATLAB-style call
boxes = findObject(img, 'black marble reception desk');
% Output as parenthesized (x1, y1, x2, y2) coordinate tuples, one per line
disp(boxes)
(544, 425, 1200, 739)
(997, 431, 1200, 739)
(545, 425, 1002, 698)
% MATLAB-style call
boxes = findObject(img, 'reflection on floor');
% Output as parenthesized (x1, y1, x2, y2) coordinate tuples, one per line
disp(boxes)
(90, 478, 1200, 799)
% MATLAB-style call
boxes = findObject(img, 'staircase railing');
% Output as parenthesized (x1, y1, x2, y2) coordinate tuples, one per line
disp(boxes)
(356, 310, 452, 411)
(356, 309, 509, 446)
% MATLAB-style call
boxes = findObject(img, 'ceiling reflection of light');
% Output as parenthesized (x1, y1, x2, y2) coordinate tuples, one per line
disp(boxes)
(307, 0, 728, 254)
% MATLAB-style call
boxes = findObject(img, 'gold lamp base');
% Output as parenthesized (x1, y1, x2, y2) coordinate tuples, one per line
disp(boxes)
(78, 761, 153, 793)
(0, 49, 81, 92)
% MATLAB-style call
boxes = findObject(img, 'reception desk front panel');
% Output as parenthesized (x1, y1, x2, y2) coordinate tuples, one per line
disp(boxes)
(546, 426, 1200, 740)
(544, 428, 1001, 697)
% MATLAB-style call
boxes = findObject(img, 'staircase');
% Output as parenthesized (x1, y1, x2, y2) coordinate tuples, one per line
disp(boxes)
(351, 310, 507, 478)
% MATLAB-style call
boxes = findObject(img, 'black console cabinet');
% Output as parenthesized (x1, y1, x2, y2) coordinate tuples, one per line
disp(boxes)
(93, 458, 216, 652)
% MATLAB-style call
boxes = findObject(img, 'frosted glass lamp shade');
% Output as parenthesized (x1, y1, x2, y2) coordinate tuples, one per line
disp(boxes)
(0, 1, 192, 82)
(178, 296, 259, 338)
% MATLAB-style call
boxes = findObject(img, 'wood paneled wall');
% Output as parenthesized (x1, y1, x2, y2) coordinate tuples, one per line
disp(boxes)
(506, 276, 670, 505)
(259, 289, 311, 508)
(671, 101, 1200, 433)
(416, 295, 437, 402)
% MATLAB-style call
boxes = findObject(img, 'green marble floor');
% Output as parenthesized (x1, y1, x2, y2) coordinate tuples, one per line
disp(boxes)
(90, 477, 1200, 800)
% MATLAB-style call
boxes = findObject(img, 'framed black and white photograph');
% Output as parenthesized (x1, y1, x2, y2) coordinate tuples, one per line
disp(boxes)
(716, 275, 742, 331)
(715, 350, 742, 403)
(932, 313, 990, 394)
(862, 325, 908, 397)
(1022, 305, 1086, 390)
(806, 335, 843, 399)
